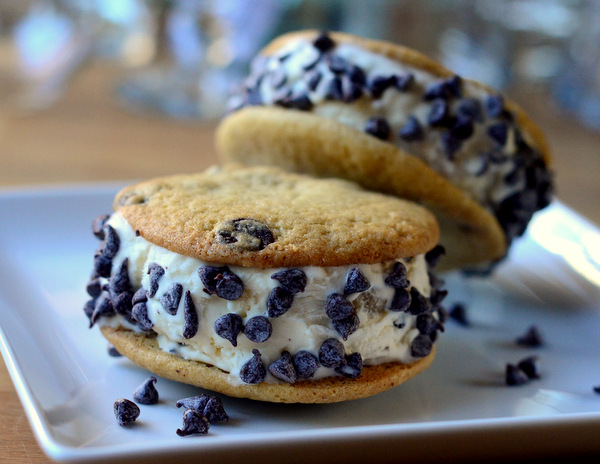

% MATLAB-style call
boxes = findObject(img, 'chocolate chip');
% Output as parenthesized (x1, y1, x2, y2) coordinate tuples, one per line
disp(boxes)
(505, 364, 529, 386)
(268, 351, 297, 384)
(110, 259, 131, 295)
(407, 288, 432, 316)
(347, 65, 366, 86)
(456, 98, 483, 122)
(389, 288, 411, 312)
(133, 377, 159, 405)
(516, 326, 544, 347)
(83, 299, 95, 322)
(417, 314, 443, 336)
(132, 288, 148, 305)
(293, 351, 319, 379)
(92, 214, 110, 240)
(334, 352, 362, 378)
(100, 225, 120, 259)
(203, 397, 229, 423)
(307, 71, 322, 91)
(449, 303, 469, 326)
(517, 356, 540, 379)
(107, 344, 121, 357)
(217, 218, 275, 251)
(395, 73, 415, 91)
(327, 54, 351, 74)
(369, 75, 396, 99)
(486, 95, 504, 118)
(183, 291, 198, 339)
(113, 291, 134, 318)
(385, 262, 409, 288)
(147, 263, 165, 298)
(279, 94, 313, 111)
(399, 116, 424, 141)
(267, 287, 294, 318)
(198, 266, 227, 295)
(344, 268, 370, 296)
(364, 117, 391, 140)
(442, 132, 462, 160)
(160, 283, 183, 315)
(313, 32, 335, 53)
(428, 99, 451, 127)
(271, 269, 307, 294)
(333, 313, 359, 340)
(488, 122, 508, 146)
(216, 272, 244, 301)
(176, 394, 209, 411)
(114, 398, 140, 426)
(176, 409, 209, 436)
(424, 76, 461, 101)
(411, 334, 433, 358)
(243, 316, 272, 343)
(446, 75, 462, 98)
(325, 76, 344, 100)
(214, 313, 243, 347)
(239, 349, 267, 384)
(91, 292, 115, 326)
(86, 277, 103, 298)
(341, 75, 363, 103)
(450, 116, 474, 140)
(425, 245, 445, 268)
(593, 385, 600, 395)
(132, 302, 153, 331)
(318, 338, 345, 368)
(93, 251, 112, 278)
(325, 293, 354, 321)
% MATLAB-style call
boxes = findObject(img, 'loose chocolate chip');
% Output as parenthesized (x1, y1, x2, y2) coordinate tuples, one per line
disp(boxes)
(216, 272, 244, 301)
(516, 326, 544, 347)
(450, 116, 474, 140)
(325, 76, 344, 100)
(307, 71, 322, 91)
(369, 75, 396, 99)
(100, 225, 120, 259)
(177, 409, 209, 436)
(217, 218, 275, 251)
(293, 351, 319, 379)
(132, 288, 148, 305)
(428, 99, 451, 127)
(389, 288, 411, 312)
(488, 122, 508, 146)
(176, 394, 209, 411)
(86, 277, 103, 298)
(456, 98, 483, 122)
(417, 314, 443, 336)
(133, 376, 159, 405)
(267, 287, 294, 318)
(214, 313, 243, 347)
(364, 117, 391, 140)
(91, 292, 115, 326)
(411, 334, 433, 358)
(160, 283, 183, 315)
(399, 116, 424, 142)
(486, 95, 504, 118)
(335, 352, 362, 378)
(325, 293, 355, 321)
(448, 303, 469, 326)
(318, 338, 345, 368)
(107, 344, 121, 357)
(505, 364, 529, 386)
(425, 245, 445, 268)
(110, 259, 131, 295)
(344, 268, 370, 296)
(333, 313, 360, 340)
(593, 385, 600, 395)
(313, 32, 335, 53)
(92, 214, 110, 240)
(407, 288, 432, 316)
(243, 316, 272, 343)
(517, 356, 540, 379)
(93, 252, 112, 278)
(385, 262, 409, 288)
(271, 269, 307, 294)
(240, 349, 267, 384)
(269, 351, 297, 384)
(198, 266, 227, 295)
(204, 397, 229, 423)
(183, 291, 198, 339)
(395, 73, 415, 91)
(132, 302, 153, 331)
(147, 263, 165, 298)
(442, 132, 462, 160)
(114, 398, 140, 426)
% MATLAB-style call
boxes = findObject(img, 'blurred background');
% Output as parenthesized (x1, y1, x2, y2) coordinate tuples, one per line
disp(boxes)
(1, 0, 599, 222)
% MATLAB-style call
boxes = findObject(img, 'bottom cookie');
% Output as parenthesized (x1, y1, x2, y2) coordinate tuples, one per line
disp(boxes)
(101, 326, 436, 404)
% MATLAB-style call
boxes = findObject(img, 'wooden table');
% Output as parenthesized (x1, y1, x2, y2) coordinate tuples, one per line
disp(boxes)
(1, 64, 599, 463)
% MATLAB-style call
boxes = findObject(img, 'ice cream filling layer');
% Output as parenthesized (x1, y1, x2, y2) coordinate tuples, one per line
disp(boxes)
(86, 212, 446, 385)
(228, 33, 552, 249)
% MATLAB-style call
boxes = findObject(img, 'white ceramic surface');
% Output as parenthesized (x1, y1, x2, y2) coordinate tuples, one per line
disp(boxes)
(1, 185, 599, 463)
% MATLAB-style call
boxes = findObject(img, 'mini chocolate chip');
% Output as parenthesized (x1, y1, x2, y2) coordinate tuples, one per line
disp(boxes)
(147, 263, 165, 298)
(313, 32, 335, 53)
(177, 409, 209, 436)
(325, 76, 344, 100)
(442, 132, 462, 160)
(177, 394, 209, 411)
(505, 364, 529, 386)
(132, 288, 148, 305)
(101, 225, 120, 259)
(411, 334, 433, 358)
(426, 247, 445, 270)
(399, 116, 424, 141)
(110, 259, 131, 295)
(327, 54, 350, 74)
(450, 116, 474, 140)
(318, 338, 345, 368)
(204, 397, 229, 423)
(446, 75, 462, 98)
(417, 314, 443, 336)
(341, 75, 363, 103)
(593, 385, 600, 395)
(428, 99, 450, 127)
(279, 94, 313, 111)
(214, 313, 243, 347)
(93, 252, 112, 278)
(183, 291, 198, 339)
(83, 299, 95, 322)
(267, 287, 294, 318)
(307, 71, 322, 91)
(516, 326, 544, 347)
(344, 268, 370, 296)
(348, 65, 366, 85)
(293, 351, 319, 379)
(113, 291, 134, 318)
(390, 288, 411, 312)
(325, 293, 355, 321)
(385, 262, 409, 288)
(517, 356, 540, 379)
(486, 94, 504, 118)
(488, 122, 508, 146)
(364, 117, 391, 140)
(424, 80, 452, 101)
(430, 287, 448, 307)
(393, 313, 406, 328)
(160, 283, 183, 315)
(86, 277, 103, 298)
(244, 316, 272, 343)
(133, 376, 159, 405)
(271, 269, 307, 294)
(407, 288, 432, 316)
(369, 75, 396, 99)
(216, 272, 244, 300)
(240, 349, 267, 384)
(107, 344, 121, 357)
(92, 214, 110, 240)
(114, 398, 140, 426)
(333, 313, 359, 340)
(269, 351, 297, 384)
(395, 73, 415, 91)
(132, 302, 153, 331)
(198, 266, 227, 295)
(91, 292, 115, 326)
(334, 352, 362, 378)
(456, 98, 483, 122)
(449, 303, 469, 326)
(216, 218, 275, 251)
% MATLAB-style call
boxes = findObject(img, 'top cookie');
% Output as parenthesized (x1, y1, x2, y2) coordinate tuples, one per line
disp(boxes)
(114, 165, 439, 268)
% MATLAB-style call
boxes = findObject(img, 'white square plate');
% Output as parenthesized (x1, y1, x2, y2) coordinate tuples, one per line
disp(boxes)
(1, 185, 600, 463)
